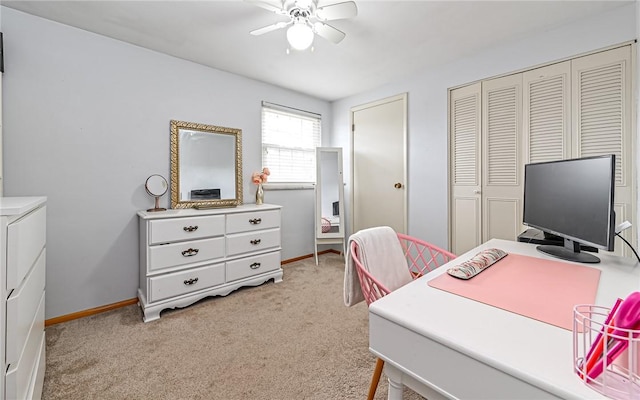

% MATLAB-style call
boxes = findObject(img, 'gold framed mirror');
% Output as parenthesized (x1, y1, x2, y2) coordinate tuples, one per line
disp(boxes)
(170, 120, 243, 209)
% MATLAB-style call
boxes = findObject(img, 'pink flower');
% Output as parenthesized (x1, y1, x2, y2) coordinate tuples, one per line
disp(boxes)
(251, 167, 270, 185)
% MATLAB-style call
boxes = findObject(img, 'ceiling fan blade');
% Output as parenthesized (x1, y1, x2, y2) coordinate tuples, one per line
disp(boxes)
(313, 22, 346, 44)
(315, 1, 357, 21)
(245, 0, 287, 15)
(250, 21, 290, 36)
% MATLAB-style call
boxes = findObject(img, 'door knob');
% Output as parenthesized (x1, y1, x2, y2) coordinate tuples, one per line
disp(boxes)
(474, 190, 481, 194)
(394, 183, 403, 189)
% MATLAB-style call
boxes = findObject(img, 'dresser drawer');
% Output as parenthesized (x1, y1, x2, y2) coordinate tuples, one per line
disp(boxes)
(226, 251, 280, 282)
(5, 290, 45, 400)
(149, 237, 224, 272)
(227, 228, 280, 256)
(226, 210, 280, 234)
(7, 249, 46, 367)
(149, 215, 225, 244)
(149, 262, 225, 302)
(7, 205, 46, 292)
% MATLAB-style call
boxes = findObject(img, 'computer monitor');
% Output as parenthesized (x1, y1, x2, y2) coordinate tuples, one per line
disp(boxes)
(522, 154, 616, 263)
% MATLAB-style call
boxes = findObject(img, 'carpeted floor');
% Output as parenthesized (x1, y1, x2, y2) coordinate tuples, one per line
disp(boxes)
(42, 252, 425, 399)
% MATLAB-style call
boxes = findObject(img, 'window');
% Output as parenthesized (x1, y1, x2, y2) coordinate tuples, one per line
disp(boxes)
(261, 102, 321, 183)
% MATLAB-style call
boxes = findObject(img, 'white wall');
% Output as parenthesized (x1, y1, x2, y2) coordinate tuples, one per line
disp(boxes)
(1, 7, 330, 319)
(0, 5, 3, 197)
(332, 4, 637, 251)
(3, 4, 637, 319)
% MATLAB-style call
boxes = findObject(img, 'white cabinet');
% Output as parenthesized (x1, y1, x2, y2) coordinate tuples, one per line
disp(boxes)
(138, 204, 283, 322)
(0, 197, 47, 400)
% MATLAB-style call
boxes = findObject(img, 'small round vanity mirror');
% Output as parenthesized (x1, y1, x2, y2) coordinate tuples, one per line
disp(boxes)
(145, 174, 168, 212)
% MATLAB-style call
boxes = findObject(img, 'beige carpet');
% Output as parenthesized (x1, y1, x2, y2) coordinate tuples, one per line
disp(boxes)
(43, 253, 425, 400)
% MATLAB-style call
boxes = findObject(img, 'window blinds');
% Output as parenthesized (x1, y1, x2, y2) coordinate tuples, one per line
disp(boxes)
(261, 102, 321, 183)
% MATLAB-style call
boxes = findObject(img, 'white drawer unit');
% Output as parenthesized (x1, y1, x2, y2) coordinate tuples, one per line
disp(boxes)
(226, 228, 280, 257)
(1, 197, 47, 400)
(226, 251, 280, 282)
(6, 250, 46, 367)
(226, 209, 280, 233)
(149, 262, 225, 302)
(138, 204, 283, 322)
(148, 236, 225, 272)
(6, 205, 46, 292)
(149, 214, 225, 244)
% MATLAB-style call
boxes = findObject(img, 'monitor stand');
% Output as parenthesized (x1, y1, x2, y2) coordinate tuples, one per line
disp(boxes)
(537, 239, 600, 264)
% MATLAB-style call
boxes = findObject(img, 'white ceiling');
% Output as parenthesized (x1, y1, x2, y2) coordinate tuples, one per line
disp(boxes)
(2, 0, 633, 101)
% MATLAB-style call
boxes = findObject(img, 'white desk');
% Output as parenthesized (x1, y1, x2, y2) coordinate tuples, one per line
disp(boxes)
(369, 239, 640, 399)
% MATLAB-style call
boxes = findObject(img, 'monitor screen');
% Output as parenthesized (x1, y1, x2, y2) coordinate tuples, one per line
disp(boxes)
(523, 154, 615, 263)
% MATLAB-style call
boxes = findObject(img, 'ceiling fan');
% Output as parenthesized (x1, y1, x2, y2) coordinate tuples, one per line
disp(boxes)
(246, 0, 358, 51)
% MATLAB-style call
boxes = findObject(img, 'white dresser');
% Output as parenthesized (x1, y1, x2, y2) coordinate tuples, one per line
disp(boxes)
(0, 197, 47, 400)
(138, 204, 283, 322)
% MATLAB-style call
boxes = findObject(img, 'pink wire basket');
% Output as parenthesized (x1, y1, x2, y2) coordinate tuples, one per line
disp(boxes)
(573, 304, 640, 399)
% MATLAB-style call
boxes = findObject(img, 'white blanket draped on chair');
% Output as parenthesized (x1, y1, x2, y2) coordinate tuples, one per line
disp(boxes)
(343, 226, 411, 307)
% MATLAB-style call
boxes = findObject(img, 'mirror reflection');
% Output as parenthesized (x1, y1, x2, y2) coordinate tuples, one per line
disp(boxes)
(170, 120, 242, 209)
(318, 151, 341, 236)
(145, 174, 168, 197)
(314, 147, 345, 265)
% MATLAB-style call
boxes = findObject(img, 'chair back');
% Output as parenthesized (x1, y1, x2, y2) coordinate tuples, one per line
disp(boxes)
(396, 233, 456, 278)
(350, 233, 456, 306)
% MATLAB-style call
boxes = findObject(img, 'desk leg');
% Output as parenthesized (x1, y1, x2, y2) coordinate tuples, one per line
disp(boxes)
(384, 364, 404, 400)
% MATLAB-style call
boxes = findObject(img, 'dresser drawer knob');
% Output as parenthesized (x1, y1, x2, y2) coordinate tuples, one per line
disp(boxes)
(250, 262, 261, 269)
(250, 239, 262, 245)
(183, 225, 199, 232)
(249, 218, 262, 225)
(181, 248, 199, 257)
(183, 277, 199, 285)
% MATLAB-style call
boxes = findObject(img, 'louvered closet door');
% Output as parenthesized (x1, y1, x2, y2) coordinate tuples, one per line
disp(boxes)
(482, 74, 523, 243)
(572, 45, 634, 257)
(523, 61, 571, 164)
(450, 82, 482, 255)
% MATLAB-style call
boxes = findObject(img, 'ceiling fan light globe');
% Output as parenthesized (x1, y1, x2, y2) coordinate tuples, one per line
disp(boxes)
(287, 23, 314, 50)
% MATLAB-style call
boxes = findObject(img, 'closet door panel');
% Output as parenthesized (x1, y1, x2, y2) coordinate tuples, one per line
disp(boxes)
(486, 197, 519, 241)
(449, 82, 482, 254)
(573, 46, 630, 182)
(573, 46, 633, 257)
(452, 197, 480, 255)
(523, 61, 571, 164)
(482, 74, 523, 242)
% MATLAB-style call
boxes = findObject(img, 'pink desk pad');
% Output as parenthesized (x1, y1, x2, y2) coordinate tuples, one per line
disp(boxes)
(427, 253, 601, 331)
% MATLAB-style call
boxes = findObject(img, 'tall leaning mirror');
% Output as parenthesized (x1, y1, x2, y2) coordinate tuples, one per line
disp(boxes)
(170, 120, 243, 209)
(314, 147, 345, 265)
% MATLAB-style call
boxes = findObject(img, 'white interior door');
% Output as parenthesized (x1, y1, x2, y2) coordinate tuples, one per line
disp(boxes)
(523, 61, 571, 164)
(482, 74, 523, 242)
(351, 94, 407, 234)
(572, 45, 634, 257)
(449, 83, 482, 255)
